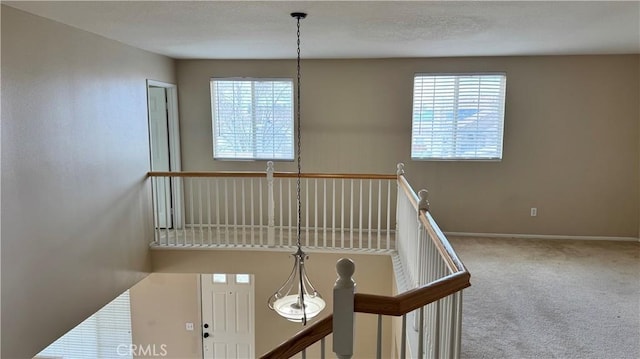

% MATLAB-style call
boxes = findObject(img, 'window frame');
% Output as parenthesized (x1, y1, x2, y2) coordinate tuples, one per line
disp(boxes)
(410, 72, 507, 162)
(210, 77, 295, 161)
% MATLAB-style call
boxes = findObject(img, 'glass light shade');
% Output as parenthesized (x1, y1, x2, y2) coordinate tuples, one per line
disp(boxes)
(268, 249, 325, 323)
(271, 294, 326, 322)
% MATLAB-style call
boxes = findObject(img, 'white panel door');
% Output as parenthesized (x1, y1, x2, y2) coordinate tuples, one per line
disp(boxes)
(201, 274, 255, 359)
(148, 86, 172, 228)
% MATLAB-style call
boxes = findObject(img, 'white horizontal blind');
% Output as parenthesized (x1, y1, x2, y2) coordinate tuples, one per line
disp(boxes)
(211, 78, 294, 160)
(411, 73, 506, 160)
(36, 291, 132, 359)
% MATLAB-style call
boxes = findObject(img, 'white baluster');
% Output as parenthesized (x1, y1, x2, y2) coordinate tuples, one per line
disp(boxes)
(434, 299, 441, 358)
(359, 179, 363, 249)
(198, 179, 203, 245)
(453, 291, 463, 359)
(278, 178, 284, 246)
(215, 180, 220, 244)
(418, 307, 425, 358)
(224, 179, 229, 245)
(396, 162, 404, 253)
(150, 177, 158, 243)
(447, 294, 454, 358)
(418, 190, 429, 286)
(189, 178, 194, 245)
(333, 258, 355, 359)
(350, 179, 354, 249)
(266, 161, 275, 247)
(207, 180, 212, 245)
(288, 179, 292, 246)
(413, 190, 429, 332)
(259, 177, 263, 245)
(401, 314, 407, 359)
(154, 177, 161, 244)
(233, 180, 237, 245)
(164, 177, 170, 245)
(250, 178, 254, 246)
(240, 179, 246, 245)
(332, 179, 336, 248)
(323, 180, 327, 247)
(306, 178, 309, 245)
(314, 178, 318, 247)
(386, 180, 391, 250)
(377, 180, 382, 249)
(368, 180, 372, 249)
(279, 178, 283, 246)
(341, 179, 345, 248)
(376, 314, 383, 359)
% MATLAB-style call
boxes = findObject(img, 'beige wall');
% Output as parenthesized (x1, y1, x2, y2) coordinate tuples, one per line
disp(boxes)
(177, 55, 639, 238)
(1, 6, 175, 358)
(150, 250, 393, 358)
(130, 274, 201, 359)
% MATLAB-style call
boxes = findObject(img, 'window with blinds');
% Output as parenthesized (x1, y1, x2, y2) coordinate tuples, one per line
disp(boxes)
(411, 73, 507, 160)
(36, 290, 132, 359)
(211, 78, 294, 160)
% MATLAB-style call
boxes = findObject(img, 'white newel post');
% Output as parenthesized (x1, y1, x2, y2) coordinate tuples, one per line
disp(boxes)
(417, 189, 429, 211)
(334, 258, 356, 359)
(266, 161, 275, 247)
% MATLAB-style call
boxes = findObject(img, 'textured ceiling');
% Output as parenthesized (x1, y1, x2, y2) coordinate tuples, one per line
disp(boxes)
(5, 1, 640, 59)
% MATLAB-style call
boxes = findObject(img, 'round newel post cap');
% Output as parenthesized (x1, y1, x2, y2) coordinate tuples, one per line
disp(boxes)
(418, 189, 429, 211)
(335, 258, 355, 289)
(396, 163, 405, 176)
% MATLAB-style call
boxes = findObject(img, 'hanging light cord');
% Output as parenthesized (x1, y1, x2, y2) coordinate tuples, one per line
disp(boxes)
(296, 14, 302, 252)
(293, 12, 306, 325)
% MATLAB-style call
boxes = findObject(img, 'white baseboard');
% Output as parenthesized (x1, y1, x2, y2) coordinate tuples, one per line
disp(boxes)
(444, 231, 639, 242)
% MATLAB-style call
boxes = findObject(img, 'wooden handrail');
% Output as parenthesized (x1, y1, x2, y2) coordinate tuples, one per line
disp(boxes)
(353, 271, 470, 316)
(397, 174, 419, 210)
(398, 172, 467, 274)
(148, 171, 265, 178)
(259, 270, 470, 358)
(260, 315, 333, 359)
(148, 171, 396, 180)
(274, 172, 396, 180)
(421, 211, 468, 274)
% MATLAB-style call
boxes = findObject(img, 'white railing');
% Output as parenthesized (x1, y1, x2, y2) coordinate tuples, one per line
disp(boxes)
(395, 164, 467, 358)
(260, 164, 470, 359)
(148, 162, 397, 252)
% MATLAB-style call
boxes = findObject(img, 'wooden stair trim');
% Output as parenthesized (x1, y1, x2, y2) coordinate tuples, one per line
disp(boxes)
(258, 270, 470, 358)
(260, 315, 333, 359)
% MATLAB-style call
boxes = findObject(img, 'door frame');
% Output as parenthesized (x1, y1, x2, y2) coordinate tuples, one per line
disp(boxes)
(146, 79, 183, 228)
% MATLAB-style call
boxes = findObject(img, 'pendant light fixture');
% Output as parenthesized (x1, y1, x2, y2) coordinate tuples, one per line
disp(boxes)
(268, 12, 326, 325)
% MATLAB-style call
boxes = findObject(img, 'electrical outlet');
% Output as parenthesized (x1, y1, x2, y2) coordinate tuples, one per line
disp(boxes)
(530, 208, 537, 217)
(186, 322, 194, 331)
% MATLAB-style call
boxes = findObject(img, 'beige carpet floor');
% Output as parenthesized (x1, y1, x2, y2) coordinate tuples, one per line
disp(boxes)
(449, 236, 640, 359)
